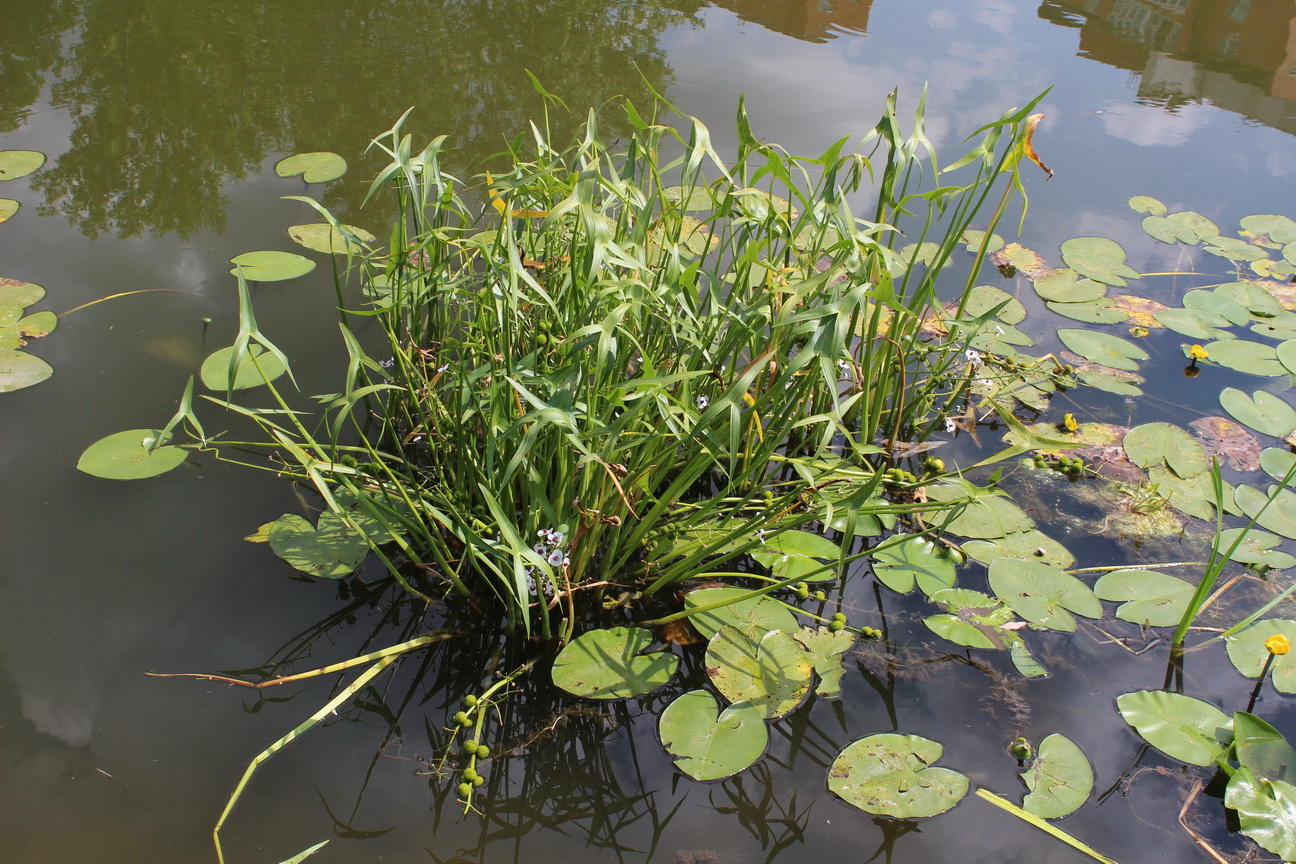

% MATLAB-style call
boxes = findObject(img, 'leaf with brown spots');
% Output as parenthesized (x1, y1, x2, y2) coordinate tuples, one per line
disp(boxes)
(992, 243, 1049, 280)
(1189, 415, 1262, 472)
(1110, 295, 1169, 328)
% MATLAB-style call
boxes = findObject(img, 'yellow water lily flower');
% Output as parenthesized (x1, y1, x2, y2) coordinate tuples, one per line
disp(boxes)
(1266, 633, 1290, 656)
(1189, 344, 1209, 360)
(1130, 326, 1149, 338)
(1063, 413, 1079, 433)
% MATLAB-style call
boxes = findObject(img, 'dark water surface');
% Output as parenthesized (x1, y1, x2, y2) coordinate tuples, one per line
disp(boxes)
(4, 1, 1296, 862)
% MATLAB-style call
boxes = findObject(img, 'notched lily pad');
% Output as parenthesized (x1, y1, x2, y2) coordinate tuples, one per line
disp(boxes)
(1032, 268, 1107, 303)
(828, 733, 969, 818)
(926, 480, 1034, 539)
(1128, 195, 1167, 216)
(1061, 237, 1139, 287)
(1220, 388, 1296, 438)
(659, 690, 767, 781)
(287, 223, 376, 255)
(992, 243, 1048, 279)
(1226, 767, 1296, 861)
(1021, 733, 1093, 819)
(962, 529, 1074, 569)
(1122, 422, 1208, 478)
(0, 150, 45, 181)
(1093, 568, 1193, 627)
(275, 152, 347, 184)
(269, 511, 369, 579)
(1057, 328, 1148, 371)
(706, 625, 812, 719)
(1226, 619, 1296, 693)
(924, 588, 1016, 650)
(1116, 689, 1232, 766)
(230, 250, 316, 282)
(988, 558, 1101, 632)
(76, 428, 188, 479)
(552, 626, 679, 699)
(1046, 297, 1128, 324)
(1201, 340, 1285, 377)
(1142, 215, 1198, 245)
(751, 530, 840, 582)
(683, 586, 798, 641)
(0, 199, 18, 222)
(792, 626, 855, 698)
(200, 345, 288, 391)
(0, 347, 52, 391)
(869, 533, 957, 595)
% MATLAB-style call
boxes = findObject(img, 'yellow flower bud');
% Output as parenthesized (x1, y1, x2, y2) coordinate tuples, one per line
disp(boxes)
(1130, 326, 1149, 338)
(1266, 634, 1290, 656)
(1189, 344, 1209, 360)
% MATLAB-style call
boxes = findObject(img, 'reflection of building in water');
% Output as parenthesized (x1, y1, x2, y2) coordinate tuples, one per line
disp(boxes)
(709, 0, 872, 42)
(1041, 0, 1296, 134)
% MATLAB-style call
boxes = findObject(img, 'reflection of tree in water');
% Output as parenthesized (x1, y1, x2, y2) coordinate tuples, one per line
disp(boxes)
(0, 0, 79, 133)
(23, 0, 700, 239)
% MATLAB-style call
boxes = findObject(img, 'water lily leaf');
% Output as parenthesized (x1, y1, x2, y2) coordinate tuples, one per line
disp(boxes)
(1275, 340, 1296, 377)
(1201, 340, 1285, 377)
(963, 284, 1026, 324)
(1184, 288, 1251, 325)
(552, 626, 679, 699)
(683, 586, 799, 641)
(1022, 733, 1093, 819)
(1251, 258, 1296, 281)
(1111, 294, 1168, 328)
(1226, 619, 1296, 693)
(1093, 569, 1193, 626)
(1122, 422, 1208, 478)
(0, 277, 44, 306)
(1217, 281, 1281, 318)
(1128, 195, 1167, 216)
(706, 625, 812, 719)
(1059, 351, 1144, 396)
(0, 199, 18, 222)
(751, 530, 840, 582)
(1060, 237, 1139, 287)
(1057, 328, 1148, 371)
(1204, 236, 1268, 262)
(1006, 420, 1128, 450)
(870, 533, 957, 595)
(924, 588, 1015, 650)
(1252, 320, 1296, 341)
(0, 150, 45, 180)
(287, 223, 376, 255)
(230, 251, 316, 282)
(661, 185, 718, 212)
(1148, 465, 1221, 522)
(1220, 388, 1296, 437)
(1167, 210, 1219, 243)
(926, 480, 1034, 539)
(274, 152, 347, 184)
(962, 530, 1075, 569)
(1242, 215, 1296, 245)
(1218, 527, 1296, 570)
(1142, 215, 1198, 245)
(961, 229, 1005, 254)
(1011, 641, 1048, 678)
(76, 428, 188, 479)
(1234, 711, 1296, 785)
(1260, 447, 1296, 487)
(0, 348, 52, 391)
(1226, 767, 1296, 861)
(269, 511, 368, 579)
(792, 626, 855, 698)
(1116, 689, 1232, 766)
(1153, 308, 1232, 341)
(200, 345, 288, 391)
(1046, 298, 1127, 323)
(829, 733, 968, 818)
(10, 310, 57, 341)
(1190, 416, 1262, 472)
(1031, 268, 1107, 303)
(988, 558, 1101, 632)
(1235, 485, 1296, 540)
(658, 690, 767, 781)
(993, 243, 1048, 279)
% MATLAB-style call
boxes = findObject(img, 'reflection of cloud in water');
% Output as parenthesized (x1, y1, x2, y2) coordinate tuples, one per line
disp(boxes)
(1099, 100, 1211, 146)
(20, 690, 96, 747)
(971, 0, 1018, 35)
(926, 9, 956, 30)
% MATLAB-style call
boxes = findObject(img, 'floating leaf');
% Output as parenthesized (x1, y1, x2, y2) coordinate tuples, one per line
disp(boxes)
(792, 626, 855, 698)
(1234, 485, 1296, 540)
(1128, 195, 1167, 216)
(988, 558, 1101, 632)
(287, 223, 376, 255)
(552, 626, 679, 699)
(962, 530, 1075, 569)
(1011, 641, 1048, 678)
(1201, 340, 1285, 377)
(683, 586, 798, 641)
(1226, 619, 1296, 693)
(924, 588, 1016, 650)
(1148, 465, 1222, 521)
(1111, 294, 1167, 328)
(1184, 288, 1251, 325)
(1242, 215, 1296, 245)
(1116, 690, 1232, 766)
(0, 199, 18, 222)
(1022, 734, 1093, 819)
(0, 150, 45, 181)
(706, 625, 812, 719)
(1220, 388, 1296, 437)
(1275, 340, 1296, 377)
(751, 530, 840, 582)
(1060, 351, 1144, 396)
(1252, 319, 1296, 341)
(230, 251, 316, 282)
(1260, 448, 1296, 488)
(0, 348, 52, 392)
(200, 345, 288, 391)
(658, 690, 767, 781)
(1234, 711, 1296, 785)
(1141, 215, 1198, 245)
(76, 428, 188, 479)
(1226, 767, 1296, 861)
(961, 229, 1005, 254)
(1122, 422, 1208, 478)
(828, 734, 968, 818)
(1167, 210, 1219, 243)
(1093, 569, 1193, 626)
(661, 185, 718, 211)
(0, 277, 44, 306)
(268, 511, 368, 579)
(1218, 527, 1296, 570)
(274, 152, 347, 184)
(1057, 328, 1148, 371)
(992, 243, 1048, 279)
(1204, 235, 1268, 263)
(1217, 281, 1281, 318)
(1046, 298, 1127, 323)
(1153, 308, 1231, 341)
(1060, 237, 1139, 287)
(963, 284, 1026, 324)
(1189, 416, 1261, 473)
(1031, 269, 1107, 303)
(869, 533, 957, 595)
(926, 480, 1034, 539)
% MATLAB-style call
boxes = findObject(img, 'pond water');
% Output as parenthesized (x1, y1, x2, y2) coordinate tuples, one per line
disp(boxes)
(5, 1, 1296, 862)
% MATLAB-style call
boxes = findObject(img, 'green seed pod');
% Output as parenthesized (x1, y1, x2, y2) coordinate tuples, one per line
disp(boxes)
(473, 775, 485, 787)
(831, 612, 847, 623)
(339, 454, 359, 468)
(538, 319, 552, 333)
(453, 711, 470, 726)
(795, 584, 810, 600)
(457, 782, 473, 798)
(462, 767, 479, 782)
(813, 590, 827, 602)
(475, 744, 491, 758)
(464, 695, 478, 708)
(829, 620, 845, 632)
(535, 333, 549, 346)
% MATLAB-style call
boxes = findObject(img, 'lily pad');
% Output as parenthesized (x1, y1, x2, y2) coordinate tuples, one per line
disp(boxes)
(988, 558, 1101, 632)
(924, 588, 1017, 650)
(1148, 465, 1222, 522)
(1142, 215, 1198, 245)
(1234, 711, 1296, 785)
(828, 733, 969, 818)
(1234, 485, 1296, 540)
(869, 534, 957, 595)
(1061, 352, 1144, 396)
(76, 428, 188, 479)
(0, 150, 45, 181)
(1167, 210, 1219, 243)
(1260, 447, 1296, 487)
(1204, 236, 1268, 263)
(1201, 340, 1285, 377)
(1046, 298, 1128, 324)
(792, 626, 856, 698)
(926, 480, 1034, 539)
(963, 284, 1026, 324)
(1220, 388, 1296, 437)
(0, 199, 18, 222)
(751, 530, 840, 582)
(1218, 281, 1281, 318)
(229, 251, 316, 282)
(552, 626, 679, 699)
(1128, 195, 1167, 216)
(1057, 329, 1148, 371)
(1060, 237, 1139, 287)
(1242, 215, 1296, 245)
(0, 348, 52, 392)
(1021, 733, 1093, 819)
(658, 690, 767, 781)
(274, 152, 347, 184)
(1153, 308, 1232, 341)
(1031, 269, 1107, 303)
(1276, 340, 1296, 376)
(1226, 619, 1296, 693)
(1217, 527, 1296, 570)
(1012, 641, 1048, 678)
(200, 345, 288, 391)
(961, 529, 1075, 569)
(268, 511, 369, 580)
(683, 586, 799, 641)
(960, 229, 1005, 254)
(1122, 422, 1208, 478)
(706, 625, 812, 719)
(1116, 689, 1232, 766)
(1093, 569, 1193, 627)
(1225, 767, 1296, 861)
(1191, 415, 1262, 472)
(992, 243, 1048, 279)
(287, 223, 376, 255)
(1184, 288, 1251, 325)
(1111, 294, 1168, 328)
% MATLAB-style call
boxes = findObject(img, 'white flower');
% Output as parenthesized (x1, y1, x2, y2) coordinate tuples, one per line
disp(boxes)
(696, 395, 710, 410)
(944, 417, 957, 434)
(979, 378, 993, 389)
(758, 529, 768, 544)
(547, 549, 565, 566)
(525, 573, 537, 594)
(995, 325, 1004, 336)
(965, 349, 983, 368)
